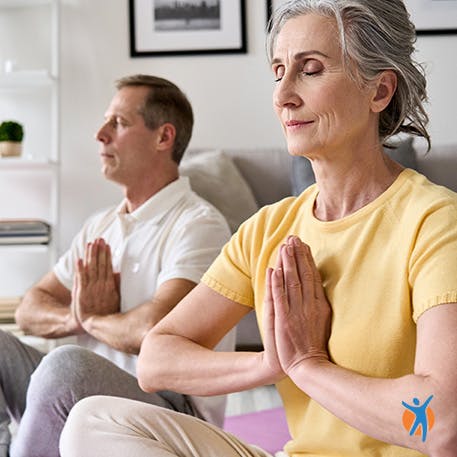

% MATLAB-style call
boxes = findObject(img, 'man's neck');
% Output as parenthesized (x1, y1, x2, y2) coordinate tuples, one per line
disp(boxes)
(123, 173, 179, 213)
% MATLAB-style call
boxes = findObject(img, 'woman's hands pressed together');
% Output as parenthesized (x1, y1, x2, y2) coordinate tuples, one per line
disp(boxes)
(263, 235, 332, 379)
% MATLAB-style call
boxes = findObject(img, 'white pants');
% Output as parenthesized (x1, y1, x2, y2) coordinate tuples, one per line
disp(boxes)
(60, 396, 276, 457)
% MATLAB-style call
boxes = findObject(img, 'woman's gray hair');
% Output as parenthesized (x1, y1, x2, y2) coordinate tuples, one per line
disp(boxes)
(267, 0, 430, 149)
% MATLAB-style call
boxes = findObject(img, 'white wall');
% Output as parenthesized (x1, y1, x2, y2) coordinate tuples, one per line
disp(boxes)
(58, 0, 457, 252)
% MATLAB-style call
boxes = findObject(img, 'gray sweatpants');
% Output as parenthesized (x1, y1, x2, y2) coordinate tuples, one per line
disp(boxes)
(0, 329, 197, 457)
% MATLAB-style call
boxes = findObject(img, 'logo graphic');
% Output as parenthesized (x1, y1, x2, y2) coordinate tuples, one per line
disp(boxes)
(401, 395, 434, 443)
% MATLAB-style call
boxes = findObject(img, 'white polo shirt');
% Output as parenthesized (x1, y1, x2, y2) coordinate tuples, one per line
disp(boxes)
(54, 176, 234, 425)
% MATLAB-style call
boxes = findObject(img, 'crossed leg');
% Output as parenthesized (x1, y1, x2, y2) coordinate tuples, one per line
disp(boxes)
(60, 396, 274, 457)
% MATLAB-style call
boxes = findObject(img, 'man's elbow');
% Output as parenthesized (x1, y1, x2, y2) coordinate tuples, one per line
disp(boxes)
(14, 291, 32, 330)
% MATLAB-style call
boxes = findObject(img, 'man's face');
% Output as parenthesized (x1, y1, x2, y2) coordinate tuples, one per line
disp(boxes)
(95, 86, 160, 186)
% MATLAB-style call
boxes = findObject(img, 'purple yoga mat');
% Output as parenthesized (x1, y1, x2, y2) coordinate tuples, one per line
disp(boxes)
(223, 407, 291, 453)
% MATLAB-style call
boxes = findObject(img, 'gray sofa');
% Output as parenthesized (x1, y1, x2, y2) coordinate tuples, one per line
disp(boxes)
(182, 141, 457, 349)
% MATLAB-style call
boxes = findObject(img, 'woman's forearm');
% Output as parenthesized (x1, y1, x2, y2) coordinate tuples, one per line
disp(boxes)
(137, 332, 281, 396)
(289, 359, 456, 456)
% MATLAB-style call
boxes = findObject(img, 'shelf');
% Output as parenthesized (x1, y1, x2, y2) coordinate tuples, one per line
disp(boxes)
(0, 243, 51, 252)
(0, 0, 60, 300)
(0, 71, 56, 90)
(0, 157, 58, 169)
(0, 0, 54, 8)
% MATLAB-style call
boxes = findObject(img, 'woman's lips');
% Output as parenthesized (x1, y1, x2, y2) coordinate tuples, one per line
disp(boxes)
(286, 120, 313, 127)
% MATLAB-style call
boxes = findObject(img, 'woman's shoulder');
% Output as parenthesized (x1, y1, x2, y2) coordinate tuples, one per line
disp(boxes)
(237, 185, 317, 236)
(403, 169, 457, 205)
(392, 169, 457, 225)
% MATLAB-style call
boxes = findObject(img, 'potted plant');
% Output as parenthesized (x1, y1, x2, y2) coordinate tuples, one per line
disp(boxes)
(0, 120, 24, 157)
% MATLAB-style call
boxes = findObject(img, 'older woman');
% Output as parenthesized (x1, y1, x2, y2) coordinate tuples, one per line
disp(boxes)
(59, 1, 457, 456)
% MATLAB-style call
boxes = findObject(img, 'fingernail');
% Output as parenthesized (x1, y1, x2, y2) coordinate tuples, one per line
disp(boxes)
(286, 245, 293, 256)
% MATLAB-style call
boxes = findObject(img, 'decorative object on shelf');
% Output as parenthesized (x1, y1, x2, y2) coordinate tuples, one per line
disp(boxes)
(3, 59, 16, 74)
(404, 0, 457, 35)
(0, 120, 24, 157)
(0, 296, 21, 324)
(0, 219, 51, 245)
(129, 0, 246, 56)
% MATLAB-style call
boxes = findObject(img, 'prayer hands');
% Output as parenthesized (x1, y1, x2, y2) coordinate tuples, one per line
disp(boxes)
(263, 235, 332, 377)
(72, 238, 120, 325)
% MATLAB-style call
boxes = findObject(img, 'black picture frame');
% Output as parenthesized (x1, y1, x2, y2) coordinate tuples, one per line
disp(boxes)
(266, 0, 273, 26)
(266, 0, 457, 36)
(129, 0, 247, 57)
(408, 0, 457, 35)
(266, 0, 288, 29)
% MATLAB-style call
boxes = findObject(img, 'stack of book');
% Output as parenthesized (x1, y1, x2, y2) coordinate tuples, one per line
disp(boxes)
(0, 296, 20, 323)
(0, 219, 51, 245)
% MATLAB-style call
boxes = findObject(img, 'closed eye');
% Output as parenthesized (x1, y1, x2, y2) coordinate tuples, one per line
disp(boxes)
(273, 64, 285, 82)
(302, 59, 324, 76)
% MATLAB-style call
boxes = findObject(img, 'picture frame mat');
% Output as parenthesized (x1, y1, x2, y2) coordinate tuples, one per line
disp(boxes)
(131, 0, 245, 54)
(405, 0, 457, 33)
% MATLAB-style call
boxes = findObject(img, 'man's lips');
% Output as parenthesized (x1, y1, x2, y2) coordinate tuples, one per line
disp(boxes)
(100, 152, 115, 159)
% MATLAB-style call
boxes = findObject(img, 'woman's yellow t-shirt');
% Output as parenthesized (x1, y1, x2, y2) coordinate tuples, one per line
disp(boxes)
(202, 169, 457, 457)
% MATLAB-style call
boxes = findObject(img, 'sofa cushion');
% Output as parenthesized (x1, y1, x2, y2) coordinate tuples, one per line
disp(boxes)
(290, 137, 418, 196)
(415, 141, 457, 193)
(179, 150, 259, 233)
(222, 148, 293, 207)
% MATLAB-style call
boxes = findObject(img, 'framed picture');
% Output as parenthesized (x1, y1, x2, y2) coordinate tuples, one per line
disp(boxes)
(129, 0, 247, 57)
(404, 0, 457, 35)
(266, 0, 288, 29)
(266, 0, 457, 35)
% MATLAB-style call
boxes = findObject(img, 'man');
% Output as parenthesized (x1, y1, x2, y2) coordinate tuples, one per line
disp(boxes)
(0, 74, 232, 457)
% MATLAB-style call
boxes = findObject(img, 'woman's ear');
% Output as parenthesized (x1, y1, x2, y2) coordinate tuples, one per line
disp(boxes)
(370, 70, 397, 113)
(156, 123, 176, 151)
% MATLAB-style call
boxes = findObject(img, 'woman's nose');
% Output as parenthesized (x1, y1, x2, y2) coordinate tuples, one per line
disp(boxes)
(273, 77, 302, 109)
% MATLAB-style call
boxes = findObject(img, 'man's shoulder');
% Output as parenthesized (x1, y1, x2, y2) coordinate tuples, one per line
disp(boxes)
(164, 190, 231, 240)
(176, 189, 229, 222)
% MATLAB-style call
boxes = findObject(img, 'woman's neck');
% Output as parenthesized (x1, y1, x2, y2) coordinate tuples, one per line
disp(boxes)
(311, 149, 404, 222)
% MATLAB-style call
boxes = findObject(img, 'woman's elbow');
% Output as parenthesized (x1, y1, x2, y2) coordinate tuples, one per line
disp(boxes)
(424, 406, 457, 457)
(136, 362, 154, 392)
(136, 332, 165, 392)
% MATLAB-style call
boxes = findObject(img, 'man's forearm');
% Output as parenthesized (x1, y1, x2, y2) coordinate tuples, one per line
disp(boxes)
(81, 312, 146, 354)
(15, 288, 79, 338)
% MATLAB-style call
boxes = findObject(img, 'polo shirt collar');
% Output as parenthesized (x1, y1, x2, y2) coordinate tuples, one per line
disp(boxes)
(116, 176, 192, 224)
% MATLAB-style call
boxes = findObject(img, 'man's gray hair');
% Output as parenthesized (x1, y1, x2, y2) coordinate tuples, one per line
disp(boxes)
(267, 0, 430, 149)
(115, 74, 194, 164)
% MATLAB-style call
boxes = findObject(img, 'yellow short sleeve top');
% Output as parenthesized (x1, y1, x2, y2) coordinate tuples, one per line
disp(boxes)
(202, 169, 457, 457)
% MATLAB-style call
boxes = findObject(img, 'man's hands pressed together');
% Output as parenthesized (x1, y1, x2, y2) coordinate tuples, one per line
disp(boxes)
(72, 238, 120, 330)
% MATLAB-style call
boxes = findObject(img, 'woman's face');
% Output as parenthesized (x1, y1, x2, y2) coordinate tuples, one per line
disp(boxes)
(272, 13, 376, 158)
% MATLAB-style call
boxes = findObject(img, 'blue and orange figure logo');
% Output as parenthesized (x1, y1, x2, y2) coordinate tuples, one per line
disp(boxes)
(402, 395, 434, 442)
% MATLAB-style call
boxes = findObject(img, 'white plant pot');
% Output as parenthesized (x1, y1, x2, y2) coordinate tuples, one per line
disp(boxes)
(0, 141, 22, 157)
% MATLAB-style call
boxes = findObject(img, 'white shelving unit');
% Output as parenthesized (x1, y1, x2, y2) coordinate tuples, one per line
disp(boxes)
(0, 0, 59, 322)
